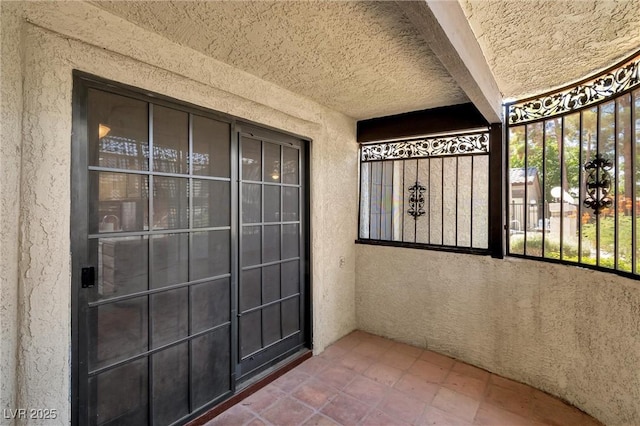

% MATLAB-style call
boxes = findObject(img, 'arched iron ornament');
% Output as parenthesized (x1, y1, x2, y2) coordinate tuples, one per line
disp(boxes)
(508, 51, 640, 125)
(583, 154, 613, 215)
(407, 182, 426, 218)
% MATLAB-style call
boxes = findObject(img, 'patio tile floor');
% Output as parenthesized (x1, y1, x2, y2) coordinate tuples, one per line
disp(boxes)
(205, 331, 602, 426)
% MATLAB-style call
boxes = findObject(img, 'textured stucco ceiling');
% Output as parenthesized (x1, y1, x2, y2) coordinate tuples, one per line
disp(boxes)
(461, 0, 640, 100)
(91, 1, 469, 120)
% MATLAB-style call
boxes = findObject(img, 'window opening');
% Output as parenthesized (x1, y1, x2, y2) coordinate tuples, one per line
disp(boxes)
(358, 130, 490, 253)
(506, 50, 640, 276)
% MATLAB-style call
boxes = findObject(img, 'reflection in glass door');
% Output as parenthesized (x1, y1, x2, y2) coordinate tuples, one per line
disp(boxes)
(72, 75, 308, 426)
(75, 83, 234, 425)
(238, 129, 305, 379)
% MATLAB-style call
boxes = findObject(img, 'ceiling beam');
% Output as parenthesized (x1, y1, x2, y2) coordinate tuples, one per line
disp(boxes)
(357, 103, 487, 143)
(395, 0, 503, 123)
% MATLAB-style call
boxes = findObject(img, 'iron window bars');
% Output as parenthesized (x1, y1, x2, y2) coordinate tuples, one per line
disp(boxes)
(358, 130, 490, 254)
(506, 49, 640, 277)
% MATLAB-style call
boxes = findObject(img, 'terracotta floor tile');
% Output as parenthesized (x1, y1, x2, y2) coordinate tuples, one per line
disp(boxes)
(363, 362, 404, 386)
(317, 365, 357, 390)
(393, 373, 439, 403)
(208, 404, 255, 426)
(379, 349, 417, 371)
(240, 385, 288, 413)
(531, 393, 597, 426)
(473, 402, 531, 426)
(272, 370, 311, 393)
(262, 397, 314, 426)
(420, 351, 456, 369)
(451, 362, 490, 382)
(362, 409, 411, 426)
(378, 388, 428, 424)
(297, 356, 331, 376)
(320, 345, 348, 361)
(484, 383, 532, 418)
(292, 378, 339, 409)
(407, 359, 449, 384)
(420, 406, 473, 426)
(337, 351, 375, 374)
(320, 393, 370, 425)
(442, 371, 487, 400)
(332, 333, 362, 352)
(431, 387, 481, 423)
(302, 413, 341, 426)
(208, 333, 603, 426)
(353, 341, 390, 360)
(343, 375, 389, 406)
(390, 341, 424, 358)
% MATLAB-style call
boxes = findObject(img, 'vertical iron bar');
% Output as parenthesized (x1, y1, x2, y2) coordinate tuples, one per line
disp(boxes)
(455, 157, 459, 246)
(441, 158, 444, 245)
(541, 121, 546, 258)
(380, 162, 384, 240)
(524, 124, 529, 255)
(414, 160, 418, 243)
(560, 117, 565, 260)
(633, 91, 638, 274)
(357, 149, 362, 239)
(614, 99, 619, 270)
(428, 159, 431, 244)
(596, 105, 601, 266)
(391, 160, 394, 241)
(368, 159, 373, 239)
(578, 112, 583, 263)
(470, 155, 474, 248)
(401, 160, 407, 241)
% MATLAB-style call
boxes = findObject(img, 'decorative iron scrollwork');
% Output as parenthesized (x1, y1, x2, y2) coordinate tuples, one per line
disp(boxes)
(361, 132, 489, 162)
(508, 52, 640, 125)
(583, 154, 613, 215)
(407, 182, 426, 219)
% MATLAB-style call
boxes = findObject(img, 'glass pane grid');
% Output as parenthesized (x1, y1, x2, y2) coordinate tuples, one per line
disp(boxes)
(87, 90, 233, 425)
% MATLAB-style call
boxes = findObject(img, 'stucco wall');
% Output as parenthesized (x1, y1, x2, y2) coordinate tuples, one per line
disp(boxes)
(0, 1, 24, 419)
(1, 2, 358, 423)
(356, 244, 640, 425)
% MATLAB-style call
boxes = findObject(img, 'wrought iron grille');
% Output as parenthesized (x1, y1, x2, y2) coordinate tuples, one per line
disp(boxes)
(506, 50, 640, 276)
(359, 131, 490, 252)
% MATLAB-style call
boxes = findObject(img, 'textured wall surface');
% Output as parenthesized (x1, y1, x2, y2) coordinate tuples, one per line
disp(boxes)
(5, 1, 359, 423)
(89, 0, 468, 119)
(0, 1, 24, 420)
(356, 244, 640, 425)
(461, 0, 640, 99)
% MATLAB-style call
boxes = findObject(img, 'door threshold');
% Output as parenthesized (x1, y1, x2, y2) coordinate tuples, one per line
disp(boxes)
(186, 349, 312, 426)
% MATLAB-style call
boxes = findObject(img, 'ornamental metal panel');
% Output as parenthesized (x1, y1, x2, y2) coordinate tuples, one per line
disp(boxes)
(508, 51, 640, 125)
(360, 131, 489, 162)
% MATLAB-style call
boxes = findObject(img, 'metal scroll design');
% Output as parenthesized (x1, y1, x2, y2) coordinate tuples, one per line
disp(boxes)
(509, 52, 640, 125)
(361, 132, 489, 162)
(583, 154, 613, 215)
(407, 182, 426, 219)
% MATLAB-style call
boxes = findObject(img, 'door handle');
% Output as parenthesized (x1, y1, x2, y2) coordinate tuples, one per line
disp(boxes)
(81, 267, 95, 288)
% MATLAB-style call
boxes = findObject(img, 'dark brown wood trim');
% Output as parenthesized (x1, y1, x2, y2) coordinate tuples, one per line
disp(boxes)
(489, 123, 504, 259)
(186, 350, 312, 426)
(357, 103, 489, 143)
